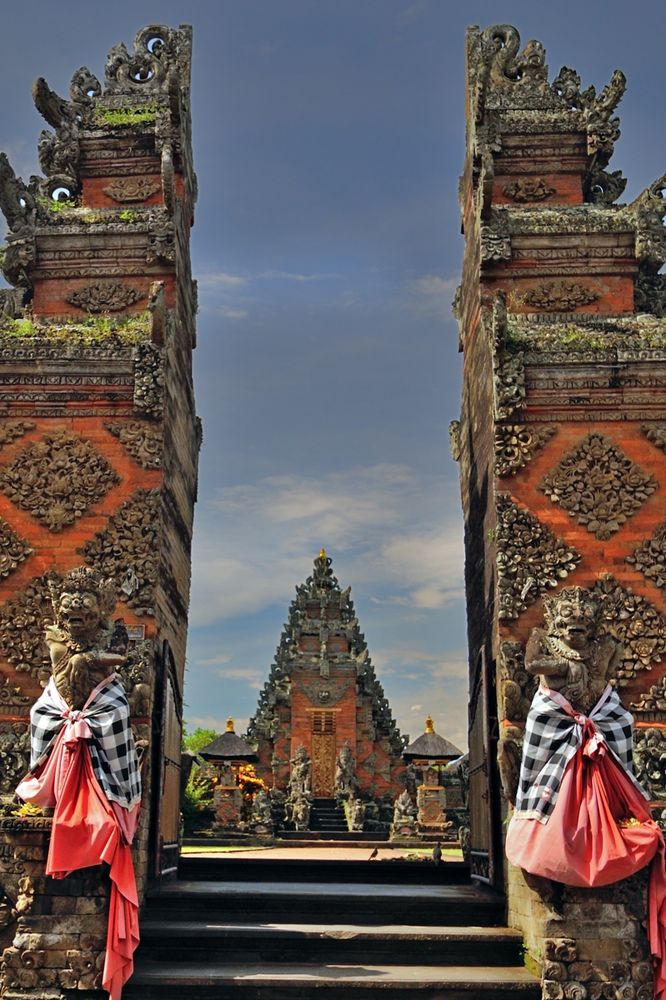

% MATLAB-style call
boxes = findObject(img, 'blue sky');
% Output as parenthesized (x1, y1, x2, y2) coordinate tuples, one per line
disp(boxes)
(1, 1, 665, 751)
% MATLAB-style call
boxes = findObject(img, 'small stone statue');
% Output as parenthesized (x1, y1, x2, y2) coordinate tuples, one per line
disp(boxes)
(392, 789, 417, 825)
(46, 568, 127, 710)
(288, 744, 312, 797)
(525, 586, 622, 714)
(350, 797, 365, 832)
(334, 742, 357, 799)
(252, 788, 273, 831)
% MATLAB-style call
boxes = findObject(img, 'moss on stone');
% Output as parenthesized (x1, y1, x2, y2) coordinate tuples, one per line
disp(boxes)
(0, 312, 151, 344)
(95, 105, 157, 127)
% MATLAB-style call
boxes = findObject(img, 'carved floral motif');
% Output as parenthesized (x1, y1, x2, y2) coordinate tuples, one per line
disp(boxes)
(105, 421, 162, 469)
(539, 433, 657, 540)
(502, 177, 555, 202)
(0, 723, 30, 794)
(496, 494, 581, 620)
(0, 677, 31, 713)
(643, 423, 666, 455)
(627, 523, 666, 590)
(0, 572, 62, 681)
(0, 517, 32, 578)
(66, 280, 145, 313)
(133, 342, 164, 418)
(591, 575, 666, 685)
(103, 178, 161, 202)
(80, 488, 159, 616)
(495, 423, 556, 476)
(521, 281, 599, 312)
(0, 430, 120, 532)
(0, 421, 35, 448)
(635, 273, 666, 318)
(493, 353, 525, 421)
(631, 675, 666, 714)
(633, 728, 666, 801)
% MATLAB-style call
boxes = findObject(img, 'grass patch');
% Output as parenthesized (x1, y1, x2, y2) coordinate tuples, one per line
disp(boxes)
(0, 312, 150, 344)
(95, 105, 158, 127)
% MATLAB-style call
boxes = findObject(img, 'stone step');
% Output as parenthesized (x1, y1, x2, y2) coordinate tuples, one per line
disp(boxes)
(138, 920, 525, 966)
(178, 856, 469, 885)
(146, 879, 505, 926)
(123, 960, 540, 999)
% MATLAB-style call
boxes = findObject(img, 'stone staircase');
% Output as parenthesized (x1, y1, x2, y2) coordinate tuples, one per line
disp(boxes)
(309, 797, 348, 832)
(124, 856, 540, 998)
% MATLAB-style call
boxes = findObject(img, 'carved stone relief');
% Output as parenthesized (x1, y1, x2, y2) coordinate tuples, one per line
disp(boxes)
(104, 24, 185, 98)
(0, 723, 30, 794)
(539, 433, 657, 540)
(495, 494, 581, 620)
(0, 572, 61, 681)
(591, 575, 666, 685)
(117, 639, 154, 716)
(0, 421, 35, 448)
(642, 423, 666, 454)
(66, 280, 146, 313)
(480, 226, 511, 262)
(493, 353, 525, 421)
(635, 273, 666, 318)
(0, 677, 31, 713)
(499, 640, 536, 723)
(79, 488, 159, 616)
(133, 342, 164, 418)
(631, 675, 666, 714)
(634, 728, 666, 800)
(495, 423, 556, 476)
(626, 523, 666, 590)
(103, 178, 161, 202)
(502, 178, 555, 202)
(633, 172, 666, 272)
(0, 517, 32, 578)
(520, 281, 599, 312)
(0, 430, 120, 532)
(105, 420, 162, 469)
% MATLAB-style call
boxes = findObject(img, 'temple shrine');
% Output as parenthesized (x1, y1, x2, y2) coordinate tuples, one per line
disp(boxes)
(247, 550, 406, 818)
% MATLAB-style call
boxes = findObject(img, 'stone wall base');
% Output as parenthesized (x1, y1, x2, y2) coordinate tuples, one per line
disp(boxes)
(508, 862, 653, 998)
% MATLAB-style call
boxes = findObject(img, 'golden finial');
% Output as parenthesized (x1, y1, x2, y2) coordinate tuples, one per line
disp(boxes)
(319, 548, 327, 559)
(226, 717, 235, 733)
(425, 715, 435, 734)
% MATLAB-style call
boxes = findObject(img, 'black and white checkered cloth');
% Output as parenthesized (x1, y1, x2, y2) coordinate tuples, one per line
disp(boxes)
(514, 685, 648, 822)
(28, 675, 142, 810)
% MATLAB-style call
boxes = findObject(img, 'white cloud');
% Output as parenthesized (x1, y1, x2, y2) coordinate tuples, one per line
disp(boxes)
(190, 463, 464, 625)
(220, 308, 248, 320)
(198, 272, 248, 288)
(409, 273, 459, 316)
(257, 270, 339, 282)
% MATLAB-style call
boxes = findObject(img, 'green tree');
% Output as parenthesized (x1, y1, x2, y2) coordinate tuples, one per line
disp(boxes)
(182, 726, 218, 754)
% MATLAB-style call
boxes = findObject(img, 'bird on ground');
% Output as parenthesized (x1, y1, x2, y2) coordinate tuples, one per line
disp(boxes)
(432, 841, 442, 865)
(368, 847, 379, 861)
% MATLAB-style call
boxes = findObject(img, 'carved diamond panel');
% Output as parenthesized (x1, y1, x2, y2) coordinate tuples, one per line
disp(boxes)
(105, 421, 162, 469)
(539, 433, 657, 539)
(591, 575, 666, 685)
(627, 523, 666, 589)
(495, 423, 556, 476)
(79, 487, 159, 616)
(0, 430, 120, 532)
(496, 494, 581, 620)
(0, 572, 61, 680)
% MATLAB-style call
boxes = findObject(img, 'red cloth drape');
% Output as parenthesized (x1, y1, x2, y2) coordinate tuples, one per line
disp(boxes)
(17, 724, 139, 1000)
(507, 718, 666, 999)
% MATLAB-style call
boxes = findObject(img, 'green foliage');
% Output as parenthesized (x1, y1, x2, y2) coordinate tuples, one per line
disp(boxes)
(505, 320, 666, 354)
(182, 726, 219, 754)
(181, 769, 216, 835)
(0, 311, 150, 344)
(119, 209, 139, 223)
(96, 105, 158, 127)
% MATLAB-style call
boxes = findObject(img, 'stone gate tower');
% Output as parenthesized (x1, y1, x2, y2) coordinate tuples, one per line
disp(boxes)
(248, 551, 405, 807)
(456, 22, 666, 994)
(0, 24, 199, 996)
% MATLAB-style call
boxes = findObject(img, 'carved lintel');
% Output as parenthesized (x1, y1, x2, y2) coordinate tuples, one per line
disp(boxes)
(502, 177, 555, 203)
(519, 281, 599, 312)
(66, 280, 146, 313)
(539, 433, 657, 539)
(103, 178, 161, 202)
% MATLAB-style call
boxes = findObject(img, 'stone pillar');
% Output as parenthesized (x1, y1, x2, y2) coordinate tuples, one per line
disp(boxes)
(456, 22, 666, 997)
(0, 23, 199, 997)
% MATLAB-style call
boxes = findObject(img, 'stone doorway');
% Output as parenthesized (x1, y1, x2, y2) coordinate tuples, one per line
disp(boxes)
(311, 710, 337, 796)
